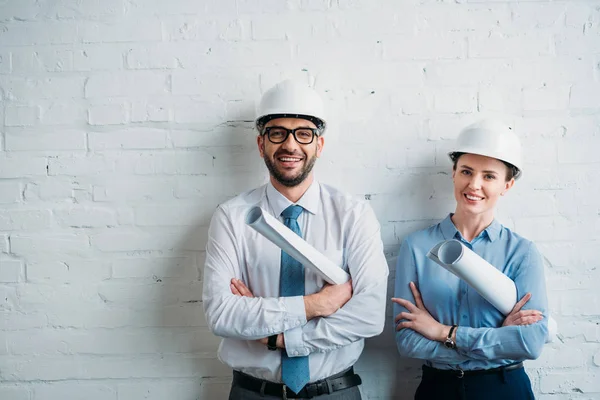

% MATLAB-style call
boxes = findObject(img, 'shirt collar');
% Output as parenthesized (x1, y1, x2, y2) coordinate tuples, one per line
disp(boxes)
(266, 180, 320, 217)
(440, 214, 459, 240)
(484, 219, 501, 242)
(440, 213, 501, 243)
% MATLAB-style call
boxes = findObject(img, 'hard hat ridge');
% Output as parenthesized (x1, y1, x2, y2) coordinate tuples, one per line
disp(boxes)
(255, 79, 327, 134)
(449, 119, 523, 179)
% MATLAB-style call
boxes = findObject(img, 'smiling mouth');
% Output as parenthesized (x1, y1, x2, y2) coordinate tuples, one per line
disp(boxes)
(278, 156, 303, 162)
(275, 152, 305, 166)
(464, 193, 484, 201)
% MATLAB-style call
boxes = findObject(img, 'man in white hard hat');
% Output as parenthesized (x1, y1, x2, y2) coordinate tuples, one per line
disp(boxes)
(203, 80, 389, 399)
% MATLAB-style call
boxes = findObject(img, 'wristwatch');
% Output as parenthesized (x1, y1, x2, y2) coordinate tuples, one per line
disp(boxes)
(267, 334, 278, 351)
(444, 325, 458, 349)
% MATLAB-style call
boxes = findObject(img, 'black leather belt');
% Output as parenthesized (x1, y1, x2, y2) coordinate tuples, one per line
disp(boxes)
(423, 362, 524, 379)
(232, 367, 362, 398)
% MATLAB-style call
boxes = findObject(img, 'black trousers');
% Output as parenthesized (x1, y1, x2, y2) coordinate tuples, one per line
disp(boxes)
(415, 366, 535, 400)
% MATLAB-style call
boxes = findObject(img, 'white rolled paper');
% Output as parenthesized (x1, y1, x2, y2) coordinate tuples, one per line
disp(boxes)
(428, 239, 516, 315)
(428, 239, 557, 342)
(245, 206, 350, 285)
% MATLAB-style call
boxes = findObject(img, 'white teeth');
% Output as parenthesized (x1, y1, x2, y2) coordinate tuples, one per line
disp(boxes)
(280, 157, 301, 162)
(466, 194, 483, 201)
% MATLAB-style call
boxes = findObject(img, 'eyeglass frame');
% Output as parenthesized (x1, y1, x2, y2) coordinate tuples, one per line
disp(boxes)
(261, 126, 320, 145)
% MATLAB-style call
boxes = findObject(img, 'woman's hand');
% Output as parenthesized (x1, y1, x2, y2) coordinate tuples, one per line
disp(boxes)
(392, 282, 447, 342)
(502, 292, 544, 327)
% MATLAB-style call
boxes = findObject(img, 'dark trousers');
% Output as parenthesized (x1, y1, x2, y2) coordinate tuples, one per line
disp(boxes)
(415, 366, 535, 400)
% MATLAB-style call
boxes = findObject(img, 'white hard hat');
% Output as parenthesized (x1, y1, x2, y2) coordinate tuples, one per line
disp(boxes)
(448, 119, 523, 179)
(255, 80, 327, 133)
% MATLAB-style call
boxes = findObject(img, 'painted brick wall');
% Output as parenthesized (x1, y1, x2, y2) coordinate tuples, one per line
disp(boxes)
(1, 1, 599, 399)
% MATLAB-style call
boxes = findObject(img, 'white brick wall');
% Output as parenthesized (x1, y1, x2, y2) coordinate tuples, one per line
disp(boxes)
(1, 1, 598, 399)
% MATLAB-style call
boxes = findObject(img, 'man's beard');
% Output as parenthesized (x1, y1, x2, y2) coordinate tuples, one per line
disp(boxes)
(263, 150, 317, 187)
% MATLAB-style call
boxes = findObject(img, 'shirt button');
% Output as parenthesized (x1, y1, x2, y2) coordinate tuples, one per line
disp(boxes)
(294, 351, 299, 356)
(461, 315, 468, 320)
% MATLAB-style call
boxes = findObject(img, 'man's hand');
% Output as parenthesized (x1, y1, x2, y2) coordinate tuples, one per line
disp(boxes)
(502, 292, 544, 327)
(392, 282, 448, 342)
(304, 280, 353, 320)
(230, 278, 254, 298)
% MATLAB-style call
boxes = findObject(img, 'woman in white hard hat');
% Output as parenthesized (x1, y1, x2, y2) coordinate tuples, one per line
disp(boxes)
(391, 120, 548, 400)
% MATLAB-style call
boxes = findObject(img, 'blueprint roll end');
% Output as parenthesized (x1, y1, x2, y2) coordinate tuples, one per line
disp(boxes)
(438, 240, 465, 265)
(246, 206, 263, 225)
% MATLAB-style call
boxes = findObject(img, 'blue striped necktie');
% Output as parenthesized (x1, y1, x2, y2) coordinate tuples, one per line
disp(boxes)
(280, 205, 310, 394)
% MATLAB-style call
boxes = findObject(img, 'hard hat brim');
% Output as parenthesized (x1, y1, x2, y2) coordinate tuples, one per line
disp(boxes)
(255, 113, 326, 133)
(448, 150, 522, 180)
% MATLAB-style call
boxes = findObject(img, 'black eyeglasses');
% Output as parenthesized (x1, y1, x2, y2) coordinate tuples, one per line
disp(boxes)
(263, 126, 319, 144)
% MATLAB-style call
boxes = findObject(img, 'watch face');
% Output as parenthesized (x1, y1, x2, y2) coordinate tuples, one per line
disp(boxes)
(444, 340, 455, 349)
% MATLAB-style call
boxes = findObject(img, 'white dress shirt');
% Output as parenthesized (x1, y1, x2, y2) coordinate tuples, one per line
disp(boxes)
(203, 181, 389, 383)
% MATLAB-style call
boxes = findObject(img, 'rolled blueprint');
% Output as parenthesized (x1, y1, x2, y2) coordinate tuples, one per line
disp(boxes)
(428, 239, 558, 342)
(428, 239, 516, 315)
(245, 206, 350, 285)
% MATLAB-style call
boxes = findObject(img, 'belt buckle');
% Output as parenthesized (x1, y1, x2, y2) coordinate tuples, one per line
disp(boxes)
(457, 368, 464, 379)
(282, 384, 288, 400)
(305, 382, 318, 398)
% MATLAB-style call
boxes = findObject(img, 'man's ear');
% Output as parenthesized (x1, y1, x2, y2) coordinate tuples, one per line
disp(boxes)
(257, 134, 265, 158)
(316, 135, 325, 158)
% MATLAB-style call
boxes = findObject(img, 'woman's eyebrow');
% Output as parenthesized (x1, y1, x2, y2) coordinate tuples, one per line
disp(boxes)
(460, 165, 499, 174)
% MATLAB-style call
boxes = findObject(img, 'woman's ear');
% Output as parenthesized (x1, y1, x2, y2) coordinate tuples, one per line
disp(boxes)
(502, 178, 515, 195)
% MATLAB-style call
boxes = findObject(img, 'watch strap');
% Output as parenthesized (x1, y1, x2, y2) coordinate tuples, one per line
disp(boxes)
(445, 325, 458, 349)
(267, 334, 278, 351)
(448, 324, 457, 340)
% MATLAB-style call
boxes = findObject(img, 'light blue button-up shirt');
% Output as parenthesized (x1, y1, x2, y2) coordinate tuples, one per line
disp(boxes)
(393, 214, 548, 371)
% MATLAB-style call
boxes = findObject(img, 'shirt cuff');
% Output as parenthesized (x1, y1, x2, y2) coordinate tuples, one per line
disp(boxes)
(282, 295, 307, 326)
(281, 296, 309, 357)
(284, 326, 309, 357)
(456, 326, 470, 351)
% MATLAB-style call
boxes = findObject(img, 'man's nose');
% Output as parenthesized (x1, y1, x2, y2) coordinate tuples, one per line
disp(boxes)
(280, 132, 300, 150)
